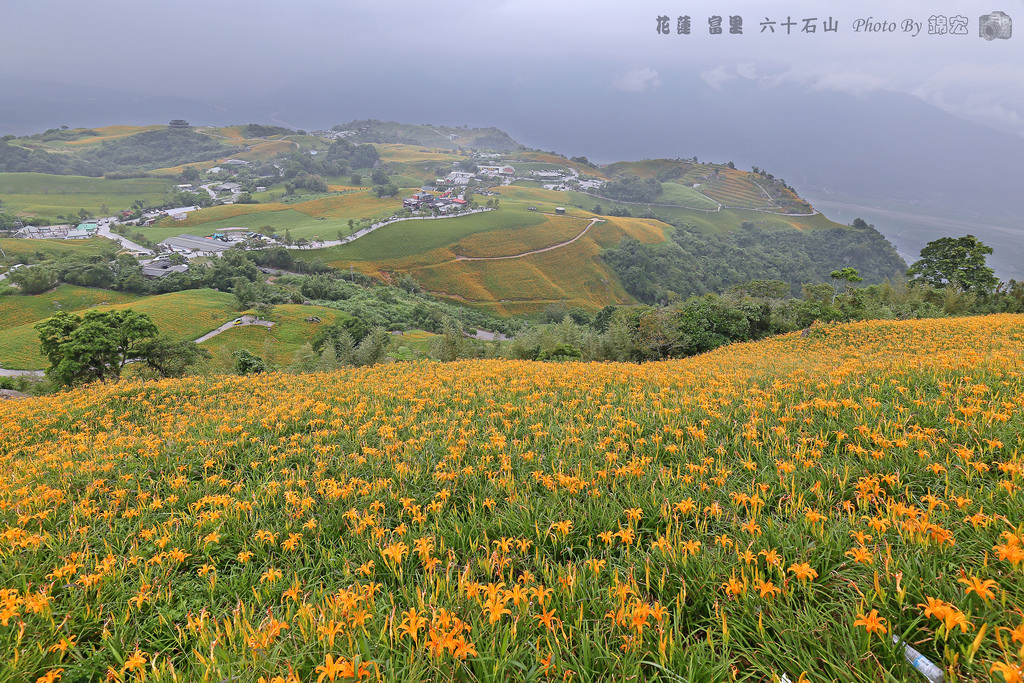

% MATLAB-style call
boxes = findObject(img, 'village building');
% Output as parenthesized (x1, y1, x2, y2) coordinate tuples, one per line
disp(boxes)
(162, 206, 201, 220)
(141, 260, 189, 278)
(444, 171, 474, 185)
(159, 234, 231, 257)
(478, 165, 515, 178)
(403, 191, 436, 210)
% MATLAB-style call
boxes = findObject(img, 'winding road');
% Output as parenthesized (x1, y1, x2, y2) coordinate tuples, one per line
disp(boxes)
(454, 216, 603, 262)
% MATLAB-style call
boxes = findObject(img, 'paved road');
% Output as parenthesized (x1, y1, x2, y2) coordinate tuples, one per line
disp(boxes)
(193, 314, 274, 343)
(96, 219, 153, 254)
(282, 208, 497, 251)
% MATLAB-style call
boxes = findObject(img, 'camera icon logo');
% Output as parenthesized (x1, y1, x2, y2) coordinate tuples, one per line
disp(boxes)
(979, 11, 1012, 40)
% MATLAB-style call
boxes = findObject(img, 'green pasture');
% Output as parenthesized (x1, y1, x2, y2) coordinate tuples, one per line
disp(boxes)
(656, 182, 720, 210)
(0, 289, 236, 370)
(562, 191, 835, 234)
(0, 284, 139, 329)
(140, 210, 350, 243)
(0, 173, 175, 218)
(0, 237, 118, 264)
(199, 304, 347, 372)
(311, 208, 546, 264)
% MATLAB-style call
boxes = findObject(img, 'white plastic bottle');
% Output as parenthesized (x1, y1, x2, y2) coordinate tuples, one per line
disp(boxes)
(893, 635, 944, 683)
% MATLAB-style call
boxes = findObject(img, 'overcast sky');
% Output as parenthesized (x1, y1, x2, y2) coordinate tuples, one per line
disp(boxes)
(4, 0, 1023, 135)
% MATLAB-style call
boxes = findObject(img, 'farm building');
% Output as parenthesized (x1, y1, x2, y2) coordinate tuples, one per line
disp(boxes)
(159, 234, 231, 257)
(478, 165, 515, 177)
(141, 260, 189, 278)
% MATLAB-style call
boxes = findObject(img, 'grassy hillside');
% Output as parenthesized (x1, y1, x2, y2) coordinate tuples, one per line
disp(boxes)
(1, 315, 1022, 681)
(1, 124, 328, 180)
(1, 129, 901, 316)
(336, 119, 521, 151)
(299, 180, 870, 314)
(138, 190, 404, 242)
(0, 173, 176, 217)
(0, 284, 138, 329)
(0, 289, 236, 370)
(0, 237, 117, 263)
(199, 304, 350, 372)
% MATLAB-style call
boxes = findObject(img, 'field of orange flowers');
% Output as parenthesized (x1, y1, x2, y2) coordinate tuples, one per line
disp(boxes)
(1, 315, 1023, 683)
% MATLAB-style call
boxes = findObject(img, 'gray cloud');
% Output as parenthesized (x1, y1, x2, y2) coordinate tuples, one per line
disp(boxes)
(612, 68, 661, 92)
(913, 62, 1024, 135)
(699, 65, 740, 90)
(1, 0, 1022, 132)
(764, 64, 896, 97)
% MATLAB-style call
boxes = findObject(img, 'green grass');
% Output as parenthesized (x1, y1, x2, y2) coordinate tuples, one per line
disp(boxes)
(655, 182, 720, 210)
(313, 208, 546, 264)
(563, 192, 837, 234)
(199, 304, 349, 372)
(0, 237, 119, 264)
(147, 210, 351, 242)
(0, 289, 236, 370)
(388, 175, 425, 188)
(0, 173, 176, 218)
(0, 284, 139, 329)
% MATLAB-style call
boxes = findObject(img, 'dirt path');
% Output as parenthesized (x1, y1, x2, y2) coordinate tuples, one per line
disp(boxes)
(455, 217, 603, 261)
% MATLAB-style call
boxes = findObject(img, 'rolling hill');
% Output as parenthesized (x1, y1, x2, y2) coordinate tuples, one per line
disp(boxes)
(1, 314, 1021, 680)
(1, 124, 907, 315)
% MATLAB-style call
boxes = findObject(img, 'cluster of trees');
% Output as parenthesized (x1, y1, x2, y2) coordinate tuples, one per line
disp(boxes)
(0, 129, 229, 176)
(164, 189, 215, 209)
(83, 129, 227, 172)
(29, 128, 98, 142)
(905, 235, 999, 294)
(273, 138, 382, 194)
(35, 309, 209, 386)
(330, 120, 520, 152)
(0, 138, 100, 175)
(286, 174, 328, 195)
(504, 272, 1023, 364)
(596, 176, 663, 203)
(507, 296, 771, 363)
(370, 168, 399, 198)
(240, 124, 292, 138)
(603, 220, 907, 302)
(2, 247, 278, 298)
(281, 271, 518, 335)
(0, 198, 27, 230)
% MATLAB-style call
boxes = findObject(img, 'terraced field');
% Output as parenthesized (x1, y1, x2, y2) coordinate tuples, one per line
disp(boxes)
(400, 217, 666, 314)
